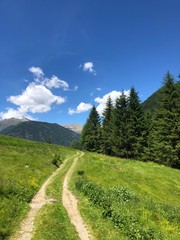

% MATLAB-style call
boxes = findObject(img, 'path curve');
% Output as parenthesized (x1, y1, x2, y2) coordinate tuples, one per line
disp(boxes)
(11, 154, 78, 240)
(62, 152, 92, 240)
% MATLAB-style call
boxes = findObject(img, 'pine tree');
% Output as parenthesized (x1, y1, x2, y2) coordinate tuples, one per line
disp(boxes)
(81, 106, 101, 152)
(126, 87, 147, 159)
(148, 72, 180, 168)
(101, 96, 114, 155)
(112, 92, 129, 157)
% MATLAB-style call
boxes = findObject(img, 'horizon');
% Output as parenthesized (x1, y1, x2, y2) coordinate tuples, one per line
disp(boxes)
(0, 0, 179, 125)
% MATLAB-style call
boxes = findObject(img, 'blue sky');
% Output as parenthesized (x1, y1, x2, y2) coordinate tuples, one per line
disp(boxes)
(0, 0, 179, 125)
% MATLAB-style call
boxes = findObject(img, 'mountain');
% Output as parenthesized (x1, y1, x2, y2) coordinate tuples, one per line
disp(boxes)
(0, 120, 80, 147)
(142, 81, 180, 113)
(0, 117, 29, 132)
(63, 123, 83, 134)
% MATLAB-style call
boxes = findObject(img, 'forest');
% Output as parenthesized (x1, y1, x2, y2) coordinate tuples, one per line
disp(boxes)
(80, 71, 180, 169)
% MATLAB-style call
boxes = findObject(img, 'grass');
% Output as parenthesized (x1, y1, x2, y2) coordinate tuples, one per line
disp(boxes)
(0, 135, 76, 240)
(31, 204, 79, 240)
(70, 152, 180, 240)
(1, 134, 180, 240)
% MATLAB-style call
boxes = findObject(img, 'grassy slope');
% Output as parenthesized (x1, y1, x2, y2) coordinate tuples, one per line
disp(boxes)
(71, 152, 180, 240)
(1, 134, 180, 240)
(0, 135, 76, 240)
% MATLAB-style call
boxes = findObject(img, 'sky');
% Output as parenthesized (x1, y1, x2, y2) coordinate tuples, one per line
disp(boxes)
(0, 0, 179, 125)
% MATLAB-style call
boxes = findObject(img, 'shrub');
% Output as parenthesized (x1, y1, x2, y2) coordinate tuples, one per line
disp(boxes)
(52, 154, 62, 167)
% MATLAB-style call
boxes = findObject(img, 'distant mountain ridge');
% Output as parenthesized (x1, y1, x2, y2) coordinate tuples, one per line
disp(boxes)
(0, 117, 29, 132)
(63, 124, 83, 134)
(0, 119, 80, 147)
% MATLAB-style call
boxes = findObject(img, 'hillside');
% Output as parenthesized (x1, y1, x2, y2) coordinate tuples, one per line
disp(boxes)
(142, 81, 180, 113)
(71, 152, 180, 240)
(1, 135, 180, 239)
(0, 120, 80, 147)
(0, 134, 77, 240)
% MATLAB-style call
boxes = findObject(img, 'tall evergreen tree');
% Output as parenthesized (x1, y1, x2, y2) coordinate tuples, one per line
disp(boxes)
(101, 96, 114, 155)
(148, 72, 180, 168)
(126, 87, 147, 159)
(112, 92, 129, 157)
(81, 106, 101, 152)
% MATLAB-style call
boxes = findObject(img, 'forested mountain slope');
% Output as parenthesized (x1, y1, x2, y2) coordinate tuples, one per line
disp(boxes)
(142, 81, 180, 113)
(1, 120, 80, 147)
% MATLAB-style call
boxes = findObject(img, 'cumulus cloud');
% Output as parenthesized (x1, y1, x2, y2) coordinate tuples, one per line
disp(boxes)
(0, 67, 68, 120)
(29, 66, 44, 79)
(95, 90, 130, 115)
(80, 62, 96, 75)
(68, 102, 92, 115)
(0, 108, 35, 120)
(43, 75, 69, 90)
(29, 66, 69, 90)
(8, 83, 65, 113)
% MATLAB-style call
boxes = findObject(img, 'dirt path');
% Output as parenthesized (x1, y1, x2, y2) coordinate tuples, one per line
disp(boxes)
(62, 152, 92, 240)
(11, 154, 78, 240)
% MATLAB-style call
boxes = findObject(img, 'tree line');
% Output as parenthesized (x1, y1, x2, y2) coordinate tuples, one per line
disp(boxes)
(80, 71, 180, 169)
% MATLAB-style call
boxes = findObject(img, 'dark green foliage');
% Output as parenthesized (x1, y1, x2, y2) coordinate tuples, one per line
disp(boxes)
(70, 139, 82, 150)
(112, 92, 129, 157)
(1, 120, 80, 147)
(81, 106, 101, 152)
(101, 96, 114, 155)
(77, 169, 85, 176)
(81, 71, 179, 168)
(111, 89, 148, 159)
(146, 72, 180, 168)
(52, 154, 62, 167)
(142, 81, 180, 114)
(126, 87, 148, 159)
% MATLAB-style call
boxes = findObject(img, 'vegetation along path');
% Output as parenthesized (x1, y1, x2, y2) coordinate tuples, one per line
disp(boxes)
(62, 152, 92, 240)
(11, 153, 80, 240)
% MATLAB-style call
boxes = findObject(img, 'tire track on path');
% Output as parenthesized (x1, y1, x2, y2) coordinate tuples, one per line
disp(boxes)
(62, 152, 92, 240)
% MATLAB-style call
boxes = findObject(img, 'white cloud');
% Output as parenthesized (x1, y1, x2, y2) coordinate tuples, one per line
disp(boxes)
(95, 90, 130, 115)
(68, 102, 92, 115)
(8, 83, 65, 114)
(29, 66, 44, 79)
(43, 75, 69, 90)
(29, 66, 69, 90)
(0, 67, 68, 120)
(81, 62, 96, 75)
(0, 108, 35, 120)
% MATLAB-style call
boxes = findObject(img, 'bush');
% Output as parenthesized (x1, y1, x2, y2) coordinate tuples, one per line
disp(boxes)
(52, 154, 62, 167)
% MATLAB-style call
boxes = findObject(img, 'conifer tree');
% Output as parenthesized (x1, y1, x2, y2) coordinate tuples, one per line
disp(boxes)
(101, 96, 114, 155)
(126, 87, 147, 159)
(112, 92, 129, 157)
(148, 72, 180, 168)
(81, 106, 101, 152)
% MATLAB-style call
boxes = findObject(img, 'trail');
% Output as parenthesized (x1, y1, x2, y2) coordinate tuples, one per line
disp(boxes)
(62, 152, 92, 240)
(11, 154, 77, 240)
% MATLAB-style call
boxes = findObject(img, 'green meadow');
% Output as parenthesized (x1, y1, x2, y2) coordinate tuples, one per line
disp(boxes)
(71, 152, 180, 240)
(0, 135, 76, 240)
(1, 135, 180, 240)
